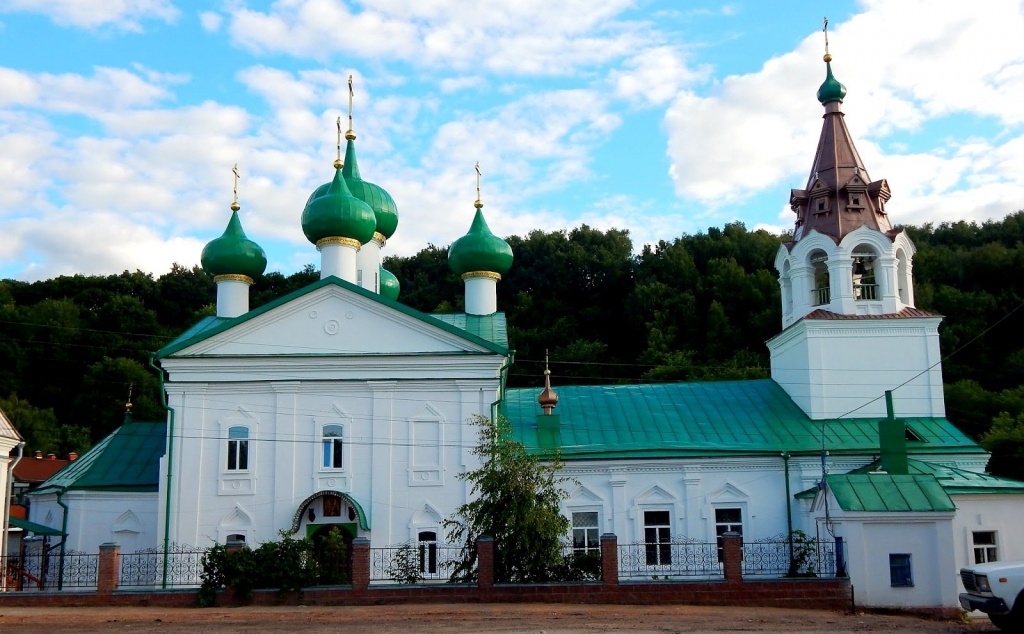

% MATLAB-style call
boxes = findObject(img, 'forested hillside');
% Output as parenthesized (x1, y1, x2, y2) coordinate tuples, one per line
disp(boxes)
(3, 212, 1024, 478)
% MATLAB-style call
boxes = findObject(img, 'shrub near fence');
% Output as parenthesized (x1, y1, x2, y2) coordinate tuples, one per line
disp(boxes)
(370, 543, 469, 583)
(741, 533, 837, 578)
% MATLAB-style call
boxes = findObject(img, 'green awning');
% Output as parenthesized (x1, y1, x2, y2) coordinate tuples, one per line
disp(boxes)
(8, 517, 65, 536)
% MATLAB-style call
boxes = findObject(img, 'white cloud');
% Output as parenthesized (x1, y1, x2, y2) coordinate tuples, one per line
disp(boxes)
(439, 76, 485, 94)
(664, 0, 1024, 227)
(199, 11, 222, 33)
(1, 0, 177, 31)
(611, 46, 711, 107)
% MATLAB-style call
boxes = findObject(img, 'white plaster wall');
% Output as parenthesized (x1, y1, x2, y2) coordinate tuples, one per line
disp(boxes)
(769, 318, 944, 420)
(951, 495, 1024, 595)
(829, 515, 957, 608)
(28, 492, 158, 553)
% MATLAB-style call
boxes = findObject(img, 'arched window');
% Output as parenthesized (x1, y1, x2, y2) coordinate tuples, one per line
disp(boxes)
(852, 247, 878, 300)
(227, 426, 249, 471)
(418, 530, 438, 574)
(322, 424, 343, 469)
(809, 250, 830, 306)
(896, 247, 910, 305)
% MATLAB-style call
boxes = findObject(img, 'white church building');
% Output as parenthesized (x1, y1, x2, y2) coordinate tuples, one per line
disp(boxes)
(26, 53, 1024, 611)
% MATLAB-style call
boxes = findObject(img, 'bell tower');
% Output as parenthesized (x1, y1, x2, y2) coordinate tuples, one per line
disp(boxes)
(767, 26, 944, 421)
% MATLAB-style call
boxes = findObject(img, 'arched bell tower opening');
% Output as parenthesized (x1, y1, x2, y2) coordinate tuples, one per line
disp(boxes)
(809, 249, 831, 307)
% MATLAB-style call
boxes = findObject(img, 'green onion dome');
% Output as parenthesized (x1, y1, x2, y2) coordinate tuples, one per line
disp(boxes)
(379, 265, 400, 301)
(301, 167, 377, 245)
(343, 138, 399, 239)
(448, 205, 513, 276)
(816, 58, 847, 105)
(201, 207, 268, 279)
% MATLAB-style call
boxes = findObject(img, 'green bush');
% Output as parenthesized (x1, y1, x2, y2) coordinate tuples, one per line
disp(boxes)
(198, 532, 321, 606)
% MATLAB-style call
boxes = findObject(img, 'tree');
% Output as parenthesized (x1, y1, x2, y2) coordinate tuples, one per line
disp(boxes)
(980, 412, 1024, 481)
(444, 415, 573, 583)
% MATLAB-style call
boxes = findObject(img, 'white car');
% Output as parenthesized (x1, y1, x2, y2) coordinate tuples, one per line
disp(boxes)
(960, 560, 1024, 631)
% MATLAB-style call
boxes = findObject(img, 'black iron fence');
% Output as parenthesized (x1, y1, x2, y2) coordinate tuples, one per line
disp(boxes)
(618, 538, 722, 580)
(741, 534, 837, 577)
(369, 543, 469, 583)
(2, 551, 98, 590)
(118, 544, 205, 588)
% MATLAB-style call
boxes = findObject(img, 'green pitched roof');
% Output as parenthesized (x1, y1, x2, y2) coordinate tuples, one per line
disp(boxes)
(796, 459, 1024, 499)
(825, 474, 956, 512)
(503, 379, 984, 460)
(156, 276, 509, 358)
(31, 421, 165, 495)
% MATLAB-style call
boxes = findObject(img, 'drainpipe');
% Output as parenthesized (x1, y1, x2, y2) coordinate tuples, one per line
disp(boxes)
(782, 451, 794, 574)
(489, 351, 513, 423)
(56, 488, 69, 590)
(149, 354, 175, 589)
(2, 441, 25, 589)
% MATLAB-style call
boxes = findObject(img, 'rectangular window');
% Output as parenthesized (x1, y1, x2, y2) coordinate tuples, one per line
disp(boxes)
(418, 531, 438, 574)
(644, 510, 672, 565)
(973, 531, 998, 564)
(890, 553, 913, 587)
(572, 512, 600, 555)
(322, 424, 343, 469)
(227, 426, 249, 471)
(715, 508, 743, 562)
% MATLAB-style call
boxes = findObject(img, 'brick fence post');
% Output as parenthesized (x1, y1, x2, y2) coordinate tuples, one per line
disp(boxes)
(600, 533, 619, 586)
(722, 532, 743, 585)
(476, 536, 494, 591)
(351, 537, 370, 591)
(97, 542, 120, 596)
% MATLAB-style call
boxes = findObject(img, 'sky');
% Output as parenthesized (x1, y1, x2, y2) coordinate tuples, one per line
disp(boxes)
(1, 0, 1023, 282)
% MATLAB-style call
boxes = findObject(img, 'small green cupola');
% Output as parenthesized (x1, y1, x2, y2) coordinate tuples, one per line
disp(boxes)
(379, 265, 400, 301)
(448, 201, 513, 277)
(343, 134, 399, 240)
(201, 203, 268, 280)
(816, 55, 847, 105)
(301, 166, 377, 246)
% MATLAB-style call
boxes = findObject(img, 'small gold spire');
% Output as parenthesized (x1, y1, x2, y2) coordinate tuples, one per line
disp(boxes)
(538, 349, 559, 414)
(126, 383, 134, 413)
(822, 16, 832, 63)
(345, 75, 356, 140)
(334, 116, 343, 169)
(231, 164, 241, 212)
(474, 161, 483, 209)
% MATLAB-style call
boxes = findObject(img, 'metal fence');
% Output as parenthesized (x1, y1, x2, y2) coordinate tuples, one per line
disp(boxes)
(369, 543, 469, 583)
(618, 538, 723, 580)
(741, 535, 837, 578)
(2, 551, 98, 590)
(119, 544, 206, 588)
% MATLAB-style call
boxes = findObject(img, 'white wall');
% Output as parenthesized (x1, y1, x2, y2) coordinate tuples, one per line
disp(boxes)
(951, 495, 1024, 594)
(28, 491, 159, 553)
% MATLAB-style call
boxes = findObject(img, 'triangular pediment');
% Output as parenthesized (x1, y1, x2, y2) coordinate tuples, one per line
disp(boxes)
(167, 279, 501, 357)
(567, 485, 604, 504)
(708, 482, 750, 502)
(636, 484, 675, 504)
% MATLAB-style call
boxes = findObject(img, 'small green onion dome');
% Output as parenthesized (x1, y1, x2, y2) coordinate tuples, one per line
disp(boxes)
(817, 60, 847, 105)
(448, 206, 513, 276)
(343, 139, 399, 239)
(379, 266, 400, 301)
(201, 208, 268, 279)
(301, 168, 377, 245)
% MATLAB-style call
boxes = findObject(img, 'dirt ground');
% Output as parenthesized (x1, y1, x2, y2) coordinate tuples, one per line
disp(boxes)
(0, 604, 1001, 633)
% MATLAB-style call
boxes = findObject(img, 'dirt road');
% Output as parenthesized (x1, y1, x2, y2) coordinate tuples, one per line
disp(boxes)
(0, 604, 999, 633)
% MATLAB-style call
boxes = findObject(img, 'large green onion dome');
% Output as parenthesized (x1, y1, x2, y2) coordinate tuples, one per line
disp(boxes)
(448, 204, 513, 276)
(816, 56, 847, 105)
(301, 167, 377, 245)
(201, 206, 268, 279)
(343, 137, 399, 239)
(379, 266, 400, 301)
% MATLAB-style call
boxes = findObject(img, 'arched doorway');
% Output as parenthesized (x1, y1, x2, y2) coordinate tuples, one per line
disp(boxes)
(309, 524, 354, 585)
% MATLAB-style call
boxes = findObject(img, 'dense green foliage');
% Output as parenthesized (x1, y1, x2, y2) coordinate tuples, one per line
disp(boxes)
(197, 531, 346, 605)
(444, 415, 580, 583)
(2, 212, 1024, 478)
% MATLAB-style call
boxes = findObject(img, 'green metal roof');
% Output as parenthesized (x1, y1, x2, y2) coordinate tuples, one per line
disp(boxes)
(503, 379, 984, 460)
(30, 420, 165, 495)
(796, 459, 1024, 499)
(8, 516, 65, 536)
(825, 474, 956, 512)
(156, 276, 510, 358)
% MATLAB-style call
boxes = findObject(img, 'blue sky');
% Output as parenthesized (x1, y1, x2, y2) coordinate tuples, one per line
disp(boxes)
(1, 0, 1023, 281)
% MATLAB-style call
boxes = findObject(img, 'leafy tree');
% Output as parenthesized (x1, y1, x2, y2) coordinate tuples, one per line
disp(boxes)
(0, 393, 61, 454)
(980, 412, 1024, 481)
(444, 415, 573, 583)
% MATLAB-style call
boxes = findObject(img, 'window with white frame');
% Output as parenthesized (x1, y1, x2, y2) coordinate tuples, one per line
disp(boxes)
(227, 426, 249, 471)
(973, 531, 998, 564)
(322, 424, 343, 469)
(714, 507, 743, 562)
(644, 510, 672, 565)
(572, 512, 600, 555)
